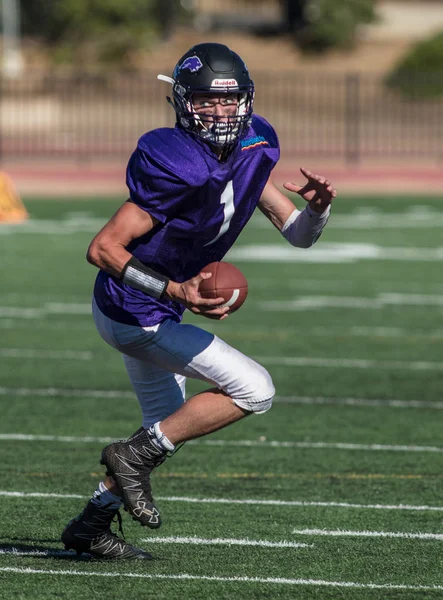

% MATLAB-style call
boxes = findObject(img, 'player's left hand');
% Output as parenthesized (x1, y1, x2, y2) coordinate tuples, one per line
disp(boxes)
(283, 167, 337, 214)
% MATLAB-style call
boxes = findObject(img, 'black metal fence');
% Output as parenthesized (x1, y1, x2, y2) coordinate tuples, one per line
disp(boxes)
(1, 70, 443, 165)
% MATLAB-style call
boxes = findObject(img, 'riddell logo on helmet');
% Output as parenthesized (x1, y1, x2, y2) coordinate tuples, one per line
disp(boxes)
(211, 79, 238, 88)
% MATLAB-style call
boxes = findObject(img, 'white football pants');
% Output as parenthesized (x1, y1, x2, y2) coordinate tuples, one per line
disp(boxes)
(92, 298, 275, 428)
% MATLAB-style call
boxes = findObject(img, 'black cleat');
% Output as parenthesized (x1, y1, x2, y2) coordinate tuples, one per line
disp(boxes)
(100, 427, 167, 528)
(61, 500, 152, 560)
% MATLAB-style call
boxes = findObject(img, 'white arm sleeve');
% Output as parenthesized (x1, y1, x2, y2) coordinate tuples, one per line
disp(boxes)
(281, 204, 331, 248)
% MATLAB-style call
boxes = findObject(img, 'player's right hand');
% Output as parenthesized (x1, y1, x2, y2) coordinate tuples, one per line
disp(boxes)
(165, 273, 230, 320)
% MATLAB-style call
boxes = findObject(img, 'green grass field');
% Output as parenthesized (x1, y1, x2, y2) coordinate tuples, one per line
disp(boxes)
(1, 194, 443, 599)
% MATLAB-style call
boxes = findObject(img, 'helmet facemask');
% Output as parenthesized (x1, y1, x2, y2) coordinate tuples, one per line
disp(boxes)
(173, 84, 254, 148)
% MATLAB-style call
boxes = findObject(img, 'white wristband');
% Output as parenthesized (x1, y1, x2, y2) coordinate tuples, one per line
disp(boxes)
(281, 204, 331, 248)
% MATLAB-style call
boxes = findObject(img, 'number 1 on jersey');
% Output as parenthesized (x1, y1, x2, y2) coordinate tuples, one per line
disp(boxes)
(204, 180, 235, 247)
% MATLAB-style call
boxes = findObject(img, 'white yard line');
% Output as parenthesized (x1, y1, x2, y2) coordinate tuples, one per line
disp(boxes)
(153, 497, 443, 512)
(2, 307, 443, 340)
(292, 528, 443, 541)
(0, 303, 91, 319)
(5, 349, 439, 370)
(255, 278, 443, 294)
(200, 440, 443, 453)
(2, 490, 443, 512)
(228, 243, 443, 263)
(0, 348, 443, 371)
(0, 387, 135, 400)
(140, 536, 312, 549)
(7, 319, 443, 338)
(1, 387, 441, 410)
(3, 312, 442, 339)
(3, 209, 443, 234)
(345, 326, 443, 339)
(275, 396, 443, 409)
(0, 491, 86, 499)
(0, 567, 442, 592)
(0, 539, 312, 555)
(249, 210, 443, 230)
(260, 293, 443, 311)
(0, 433, 115, 443)
(1, 433, 442, 453)
(203, 323, 443, 339)
(0, 321, 93, 331)
(0, 349, 92, 360)
(0, 217, 106, 235)
(0, 549, 75, 558)
(1, 350, 442, 369)
(256, 356, 443, 371)
(4, 281, 443, 294)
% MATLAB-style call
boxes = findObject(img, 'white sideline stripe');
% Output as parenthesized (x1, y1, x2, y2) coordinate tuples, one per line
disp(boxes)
(2, 490, 443, 512)
(1, 567, 442, 592)
(1, 387, 441, 410)
(0, 348, 92, 360)
(1, 433, 443, 454)
(256, 356, 443, 371)
(141, 536, 312, 549)
(292, 528, 443, 541)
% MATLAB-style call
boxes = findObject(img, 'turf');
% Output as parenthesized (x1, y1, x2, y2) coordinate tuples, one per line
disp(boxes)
(1, 194, 443, 598)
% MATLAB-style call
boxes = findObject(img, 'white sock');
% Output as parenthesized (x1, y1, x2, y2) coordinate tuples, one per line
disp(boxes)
(153, 421, 176, 452)
(91, 480, 122, 510)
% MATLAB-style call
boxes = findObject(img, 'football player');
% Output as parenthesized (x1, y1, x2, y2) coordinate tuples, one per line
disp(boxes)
(61, 42, 336, 559)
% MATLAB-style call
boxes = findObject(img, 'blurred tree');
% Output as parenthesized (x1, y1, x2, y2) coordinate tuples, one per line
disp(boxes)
(280, 0, 307, 32)
(386, 31, 443, 99)
(21, 0, 186, 66)
(281, 0, 377, 53)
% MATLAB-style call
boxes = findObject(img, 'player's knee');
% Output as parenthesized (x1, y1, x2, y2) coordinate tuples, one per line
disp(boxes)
(233, 367, 275, 414)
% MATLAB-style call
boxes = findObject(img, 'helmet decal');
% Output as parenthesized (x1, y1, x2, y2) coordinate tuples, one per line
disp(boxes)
(176, 56, 203, 74)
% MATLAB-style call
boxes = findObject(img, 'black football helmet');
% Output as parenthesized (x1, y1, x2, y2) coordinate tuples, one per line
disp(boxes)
(158, 43, 254, 149)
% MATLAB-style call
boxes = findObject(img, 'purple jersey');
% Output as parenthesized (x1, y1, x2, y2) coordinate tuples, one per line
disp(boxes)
(94, 114, 280, 326)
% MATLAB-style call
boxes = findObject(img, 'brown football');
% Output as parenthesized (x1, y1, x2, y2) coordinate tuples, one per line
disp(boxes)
(199, 261, 248, 313)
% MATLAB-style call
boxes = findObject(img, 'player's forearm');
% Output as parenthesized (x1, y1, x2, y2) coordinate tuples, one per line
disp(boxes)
(86, 239, 131, 278)
(258, 180, 298, 231)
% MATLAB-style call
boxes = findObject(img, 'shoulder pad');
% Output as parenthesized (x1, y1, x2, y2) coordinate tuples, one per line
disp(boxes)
(239, 115, 279, 152)
(137, 128, 210, 187)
